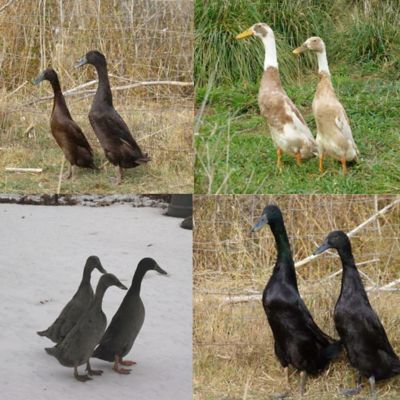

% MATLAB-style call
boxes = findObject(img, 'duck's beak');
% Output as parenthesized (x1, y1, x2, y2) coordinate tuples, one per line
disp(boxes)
(75, 56, 87, 68)
(250, 214, 268, 233)
(118, 283, 128, 290)
(155, 264, 168, 276)
(313, 239, 331, 255)
(97, 263, 107, 274)
(293, 45, 307, 55)
(236, 28, 254, 40)
(32, 71, 45, 85)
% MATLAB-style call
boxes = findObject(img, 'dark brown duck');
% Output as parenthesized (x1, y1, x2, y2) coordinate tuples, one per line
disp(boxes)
(75, 51, 150, 184)
(33, 68, 97, 179)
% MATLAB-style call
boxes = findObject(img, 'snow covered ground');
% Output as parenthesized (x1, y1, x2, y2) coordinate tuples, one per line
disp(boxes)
(0, 204, 192, 400)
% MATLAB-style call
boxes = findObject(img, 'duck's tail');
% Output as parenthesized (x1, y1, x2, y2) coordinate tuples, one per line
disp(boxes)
(37, 329, 48, 337)
(45, 347, 57, 357)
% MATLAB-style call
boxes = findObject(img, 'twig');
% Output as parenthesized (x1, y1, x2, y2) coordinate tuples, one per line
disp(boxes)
(0, 0, 16, 13)
(5, 167, 42, 173)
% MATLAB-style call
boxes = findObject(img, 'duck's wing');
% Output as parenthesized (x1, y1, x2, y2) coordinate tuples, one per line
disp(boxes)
(334, 108, 359, 155)
(63, 119, 93, 153)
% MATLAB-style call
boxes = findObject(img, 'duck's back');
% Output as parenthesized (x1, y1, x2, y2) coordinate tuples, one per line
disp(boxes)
(93, 294, 145, 361)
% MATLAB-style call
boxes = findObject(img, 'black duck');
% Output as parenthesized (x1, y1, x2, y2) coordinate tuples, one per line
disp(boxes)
(37, 256, 107, 343)
(314, 231, 400, 399)
(251, 205, 341, 396)
(92, 258, 167, 374)
(75, 51, 150, 184)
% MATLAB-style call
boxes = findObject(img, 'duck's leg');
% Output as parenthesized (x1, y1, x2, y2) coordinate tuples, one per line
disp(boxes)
(119, 358, 137, 366)
(270, 367, 290, 399)
(112, 355, 131, 374)
(299, 370, 307, 396)
(74, 365, 92, 382)
(341, 158, 347, 175)
(115, 166, 123, 185)
(63, 163, 73, 180)
(340, 371, 362, 396)
(368, 376, 377, 400)
(295, 152, 302, 166)
(319, 153, 325, 173)
(276, 148, 283, 170)
(86, 360, 103, 376)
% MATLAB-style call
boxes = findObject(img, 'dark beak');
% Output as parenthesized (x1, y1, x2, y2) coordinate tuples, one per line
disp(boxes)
(313, 240, 331, 255)
(155, 264, 168, 275)
(251, 214, 268, 233)
(118, 283, 128, 290)
(75, 56, 88, 68)
(32, 72, 45, 85)
(97, 263, 107, 274)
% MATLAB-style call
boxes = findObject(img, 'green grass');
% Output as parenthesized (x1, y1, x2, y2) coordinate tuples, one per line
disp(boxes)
(195, 69, 400, 194)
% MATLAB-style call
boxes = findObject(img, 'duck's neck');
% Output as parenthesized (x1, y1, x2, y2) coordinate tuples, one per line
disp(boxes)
(92, 283, 108, 308)
(94, 62, 113, 106)
(316, 50, 330, 76)
(80, 264, 93, 287)
(50, 77, 72, 118)
(261, 34, 278, 70)
(270, 220, 297, 286)
(128, 266, 148, 295)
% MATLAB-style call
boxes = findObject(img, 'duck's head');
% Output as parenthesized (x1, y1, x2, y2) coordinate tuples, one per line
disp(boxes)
(32, 68, 58, 85)
(236, 23, 274, 41)
(85, 255, 107, 274)
(251, 204, 283, 233)
(313, 230, 350, 255)
(293, 36, 325, 55)
(75, 50, 106, 68)
(99, 273, 127, 290)
(136, 257, 168, 277)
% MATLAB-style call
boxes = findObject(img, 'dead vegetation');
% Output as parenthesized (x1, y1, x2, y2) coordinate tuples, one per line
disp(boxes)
(193, 195, 400, 399)
(0, 0, 193, 194)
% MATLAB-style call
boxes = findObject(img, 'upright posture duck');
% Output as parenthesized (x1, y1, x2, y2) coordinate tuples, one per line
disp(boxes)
(251, 205, 340, 396)
(45, 273, 127, 382)
(75, 51, 150, 184)
(293, 37, 359, 174)
(236, 24, 316, 168)
(314, 231, 400, 399)
(33, 68, 97, 179)
(92, 258, 167, 374)
(37, 256, 107, 343)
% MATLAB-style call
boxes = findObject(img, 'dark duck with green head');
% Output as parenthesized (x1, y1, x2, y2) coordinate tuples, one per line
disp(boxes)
(251, 205, 341, 397)
(32, 68, 97, 179)
(37, 256, 107, 343)
(315, 231, 400, 400)
(45, 273, 127, 382)
(75, 51, 150, 184)
(92, 258, 167, 374)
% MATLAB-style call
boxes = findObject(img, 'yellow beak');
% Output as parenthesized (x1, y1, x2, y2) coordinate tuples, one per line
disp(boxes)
(236, 28, 254, 40)
(293, 46, 305, 55)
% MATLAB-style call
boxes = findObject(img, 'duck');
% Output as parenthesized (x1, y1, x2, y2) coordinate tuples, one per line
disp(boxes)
(314, 231, 400, 399)
(293, 37, 359, 174)
(92, 258, 167, 374)
(251, 205, 341, 396)
(37, 256, 107, 343)
(45, 273, 127, 382)
(236, 23, 317, 169)
(32, 68, 97, 179)
(75, 51, 150, 184)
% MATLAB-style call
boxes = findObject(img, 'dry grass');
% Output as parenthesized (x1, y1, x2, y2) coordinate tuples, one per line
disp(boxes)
(193, 195, 400, 399)
(0, 0, 193, 194)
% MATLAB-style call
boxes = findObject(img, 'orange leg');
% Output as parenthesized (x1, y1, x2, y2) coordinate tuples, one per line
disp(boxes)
(120, 359, 136, 366)
(276, 148, 283, 170)
(319, 154, 324, 173)
(113, 355, 131, 374)
(295, 152, 302, 166)
(341, 158, 347, 175)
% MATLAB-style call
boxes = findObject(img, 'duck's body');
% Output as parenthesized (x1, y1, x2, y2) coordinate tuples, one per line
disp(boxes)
(237, 24, 316, 168)
(294, 37, 359, 174)
(252, 205, 340, 395)
(33, 68, 97, 179)
(315, 231, 400, 398)
(75, 51, 150, 184)
(45, 273, 127, 382)
(93, 258, 167, 374)
(37, 256, 106, 344)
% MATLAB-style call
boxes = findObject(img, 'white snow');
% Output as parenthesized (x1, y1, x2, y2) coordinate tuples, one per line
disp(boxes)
(0, 204, 192, 400)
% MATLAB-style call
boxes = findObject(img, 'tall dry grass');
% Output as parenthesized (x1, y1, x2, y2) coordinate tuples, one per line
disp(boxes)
(0, 0, 193, 194)
(194, 195, 400, 399)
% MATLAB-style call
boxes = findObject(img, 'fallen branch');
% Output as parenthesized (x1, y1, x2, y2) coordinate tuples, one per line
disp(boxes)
(5, 167, 43, 173)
